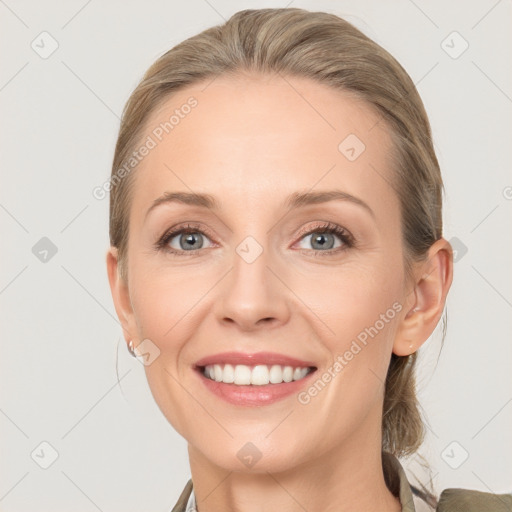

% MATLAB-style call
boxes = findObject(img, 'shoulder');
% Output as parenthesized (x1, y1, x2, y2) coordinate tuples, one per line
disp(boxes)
(384, 452, 511, 512)
(436, 488, 512, 512)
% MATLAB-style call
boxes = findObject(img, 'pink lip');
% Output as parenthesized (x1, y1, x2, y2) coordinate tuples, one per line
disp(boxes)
(194, 367, 318, 406)
(192, 351, 318, 407)
(194, 351, 317, 369)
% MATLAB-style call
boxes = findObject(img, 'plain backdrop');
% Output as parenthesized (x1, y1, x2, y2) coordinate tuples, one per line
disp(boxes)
(1, 0, 511, 510)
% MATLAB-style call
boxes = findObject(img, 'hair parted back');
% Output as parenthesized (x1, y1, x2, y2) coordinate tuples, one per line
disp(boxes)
(109, 7, 444, 464)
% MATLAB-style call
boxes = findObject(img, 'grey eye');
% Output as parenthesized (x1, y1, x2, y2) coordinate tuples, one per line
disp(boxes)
(168, 232, 212, 251)
(298, 232, 342, 251)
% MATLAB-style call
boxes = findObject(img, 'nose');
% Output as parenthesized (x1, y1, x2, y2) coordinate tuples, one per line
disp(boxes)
(214, 244, 291, 332)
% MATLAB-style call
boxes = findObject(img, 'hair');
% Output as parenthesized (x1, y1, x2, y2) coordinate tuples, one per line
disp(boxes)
(109, 7, 445, 503)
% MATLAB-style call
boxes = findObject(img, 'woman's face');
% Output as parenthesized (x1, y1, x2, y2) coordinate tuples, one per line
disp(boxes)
(112, 73, 416, 473)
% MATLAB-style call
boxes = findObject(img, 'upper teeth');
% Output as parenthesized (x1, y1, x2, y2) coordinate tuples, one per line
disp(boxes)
(203, 364, 312, 385)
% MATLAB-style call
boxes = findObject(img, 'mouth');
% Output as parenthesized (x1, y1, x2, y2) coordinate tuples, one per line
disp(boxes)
(192, 352, 318, 406)
(198, 363, 316, 385)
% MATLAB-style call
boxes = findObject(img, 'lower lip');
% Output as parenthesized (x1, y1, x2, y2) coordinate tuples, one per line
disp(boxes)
(195, 368, 317, 406)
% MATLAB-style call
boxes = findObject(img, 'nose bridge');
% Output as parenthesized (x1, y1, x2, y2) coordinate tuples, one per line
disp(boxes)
(234, 234, 269, 289)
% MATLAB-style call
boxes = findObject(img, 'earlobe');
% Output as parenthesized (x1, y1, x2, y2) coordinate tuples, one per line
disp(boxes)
(106, 247, 136, 344)
(393, 237, 453, 356)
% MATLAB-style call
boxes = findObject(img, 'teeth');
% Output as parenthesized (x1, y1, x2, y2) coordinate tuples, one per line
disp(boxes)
(202, 364, 312, 385)
(222, 364, 235, 383)
(250, 365, 268, 385)
(234, 364, 251, 385)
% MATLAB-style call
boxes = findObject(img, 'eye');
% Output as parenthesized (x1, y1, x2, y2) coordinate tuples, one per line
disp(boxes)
(156, 223, 215, 255)
(155, 221, 354, 256)
(295, 222, 354, 254)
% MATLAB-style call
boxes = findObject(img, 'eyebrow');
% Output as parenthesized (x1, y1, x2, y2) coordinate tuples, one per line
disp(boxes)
(144, 189, 375, 221)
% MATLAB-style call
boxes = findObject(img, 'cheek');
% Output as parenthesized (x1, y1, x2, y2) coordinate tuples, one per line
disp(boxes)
(128, 266, 210, 437)
(293, 263, 403, 432)
(289, 257, 403, 345)
(289, 257, 404, 418)
(128, 254, 213, 342)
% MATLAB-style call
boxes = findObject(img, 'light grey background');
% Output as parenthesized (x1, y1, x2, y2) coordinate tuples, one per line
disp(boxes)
(1, 0, 511, 510)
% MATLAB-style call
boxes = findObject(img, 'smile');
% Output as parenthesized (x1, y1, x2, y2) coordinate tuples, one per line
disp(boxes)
(193, 351, 318, 406)
(201, 363, 314, 385)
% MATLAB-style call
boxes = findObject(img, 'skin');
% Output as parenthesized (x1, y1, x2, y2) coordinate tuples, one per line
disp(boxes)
(107, 72, 453, 512)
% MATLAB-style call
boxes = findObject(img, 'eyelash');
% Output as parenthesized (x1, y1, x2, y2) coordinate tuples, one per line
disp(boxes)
(155, 221, 355, 257)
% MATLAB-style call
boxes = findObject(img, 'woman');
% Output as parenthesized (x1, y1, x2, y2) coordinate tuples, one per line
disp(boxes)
(106, 8, 510, 512)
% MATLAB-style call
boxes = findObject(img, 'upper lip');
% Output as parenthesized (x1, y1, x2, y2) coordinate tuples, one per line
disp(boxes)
(194, 351, 317, 368)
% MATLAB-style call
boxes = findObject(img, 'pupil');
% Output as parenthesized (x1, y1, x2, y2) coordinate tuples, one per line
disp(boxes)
(313, 233, 333, 250)
(182, 233, 202, 250)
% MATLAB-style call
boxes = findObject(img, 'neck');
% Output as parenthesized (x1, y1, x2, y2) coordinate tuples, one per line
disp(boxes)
(187, 413, 402, 512)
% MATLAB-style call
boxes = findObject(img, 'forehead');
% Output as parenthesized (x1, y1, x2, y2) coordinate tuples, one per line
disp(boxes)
(130, 72, 399, 228)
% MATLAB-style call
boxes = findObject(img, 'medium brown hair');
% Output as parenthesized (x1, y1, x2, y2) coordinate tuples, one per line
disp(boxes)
(109, 7, 444, 476)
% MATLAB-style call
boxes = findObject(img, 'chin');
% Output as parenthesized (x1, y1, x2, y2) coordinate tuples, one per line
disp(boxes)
(194, 436, 311, 475)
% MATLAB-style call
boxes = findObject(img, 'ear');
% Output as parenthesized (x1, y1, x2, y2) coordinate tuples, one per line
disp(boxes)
(106, 247, 138, 345)
(393, 237, 454, 356)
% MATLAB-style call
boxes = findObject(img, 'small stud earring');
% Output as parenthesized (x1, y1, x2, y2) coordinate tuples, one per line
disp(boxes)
(127, 340, 137, 358)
